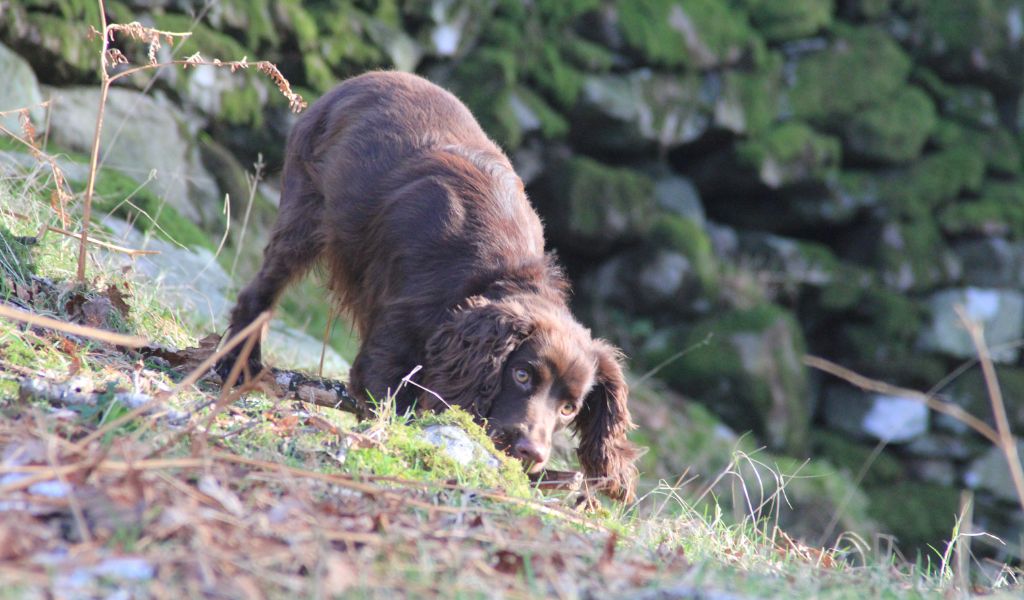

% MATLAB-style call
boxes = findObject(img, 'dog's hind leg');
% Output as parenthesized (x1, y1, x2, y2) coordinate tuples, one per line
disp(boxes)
(217, 165, 324, 381)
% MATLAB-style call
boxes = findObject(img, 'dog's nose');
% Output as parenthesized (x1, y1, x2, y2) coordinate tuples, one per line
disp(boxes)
(511, 437, 548, 468)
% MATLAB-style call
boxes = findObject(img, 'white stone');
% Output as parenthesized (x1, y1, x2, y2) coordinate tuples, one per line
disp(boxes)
(861, 394, 929, 443)
(919, 287, 1024, 362)
(421, 424, 500, 468)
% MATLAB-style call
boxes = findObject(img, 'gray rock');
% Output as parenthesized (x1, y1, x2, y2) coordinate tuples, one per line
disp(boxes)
(823, 384, 929, 443)
(533, 155, 655, 254)
(653, 174, 705, 226)
(365, 18, 423, 72)
(173, 62, 267, 125)
(644, 305, 811, 453)
(940, 85, 999, 129)
(420, 425, 500, 468)
(953, 238, 1024, 288)
(0, 149, 90, 182)
(791, 171, 881, 225)
(965, 442, 1024, 504)
(906, 458, 956, 487)
(510, 139, 546, 186)
(0, 43, 43, 134)
(737, 233, 837, 287)
(705, 221, 739, 260)
(42, 86, 221, 231)
(577, 70, 712, 153)
(101, 217, 349, 378)
(918, 288, 1024, 363)
(904, 434, 974, 460)
(425, 0, 490, 57)
(638, 251, 692, 305)
(583, 250, 704, 315)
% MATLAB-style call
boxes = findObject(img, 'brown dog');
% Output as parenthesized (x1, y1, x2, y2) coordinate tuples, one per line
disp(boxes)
(219, 71, 640, 501)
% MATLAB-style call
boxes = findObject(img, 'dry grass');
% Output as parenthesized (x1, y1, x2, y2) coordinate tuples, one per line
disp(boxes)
(2, 2, 1024, 596)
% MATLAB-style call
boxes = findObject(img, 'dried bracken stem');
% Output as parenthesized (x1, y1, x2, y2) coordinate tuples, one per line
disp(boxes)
(7, 210, 158, 255)
(0, 303, 146, 347)
(956, 306, 1024, 515)
(0, 108, 73, 227)
(75, 3, 306, 282)
(803, 355, 1000, 445)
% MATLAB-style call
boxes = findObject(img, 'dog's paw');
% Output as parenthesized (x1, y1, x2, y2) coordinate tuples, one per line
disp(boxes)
(214, 353, 264, 385)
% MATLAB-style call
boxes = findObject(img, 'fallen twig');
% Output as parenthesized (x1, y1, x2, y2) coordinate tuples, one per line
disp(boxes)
(0, 303, 147, 347)
(803, 355, 1000, 446)
(270, 368, 364, 417)
(6, 211, 159, 256)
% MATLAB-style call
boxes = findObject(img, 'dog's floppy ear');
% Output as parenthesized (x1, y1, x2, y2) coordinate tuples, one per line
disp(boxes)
(422, 296, 532, 416)
(574, 340, 641, 503)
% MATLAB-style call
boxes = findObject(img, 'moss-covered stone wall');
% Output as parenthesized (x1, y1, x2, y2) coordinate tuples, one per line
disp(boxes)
(5, 0, 1024, 561)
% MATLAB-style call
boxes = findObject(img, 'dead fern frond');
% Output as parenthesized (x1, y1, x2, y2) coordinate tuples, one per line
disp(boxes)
(1, 103, 72, 226)
(106, 21, 191, 66)
(104, 48, 129, 66)
(18, 109, 37, 149)
(257, 61, 307, 112)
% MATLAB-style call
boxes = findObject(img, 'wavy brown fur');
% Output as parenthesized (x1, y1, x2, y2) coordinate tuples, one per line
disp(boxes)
(218, 71, 639, 500)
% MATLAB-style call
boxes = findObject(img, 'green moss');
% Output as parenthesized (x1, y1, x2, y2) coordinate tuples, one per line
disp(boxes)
(874, 219, 950, 291)
(219, 85, 265, 128)
(769, 455, 876, 537)
(0, 225, 36, 298)
(103, 0, 135, 24)
(932, 121, 1021, 177)
(312, 2, 385, 71)
(643, 304, 809, 452)
(855, 287, 925, 344)
(650, 214, 719, 294)
(836, 286, 948, 385)
(719, 52, 783, 135)
(301, 54, 336, 93)
(90, 169, 214, 251)
(866, 482, 961, 556)
(446, 2, 602, 147)
(618, 0, 764, 69)
(841, 0, 891, 19)
(346, 407, 532, 497)
(736, 121, 841, 187)
(880, 148, 986, 219)
(539, 157, 655, 248)
(950, 367, 1024, 430)
(51, 0, 102, 27)
(938, 181, 1024, 239)
(221, 0, 280, 49)
(15, 12, 97, 79)
(810, 431, 904, 486)
(909, 0, 1024, 88)
(739, 0, 833, 42)
(151, 15, 250, 60)
(790, 25, 912, 123)
(486, 86, 570, 148)
(842, 86, 936, 164)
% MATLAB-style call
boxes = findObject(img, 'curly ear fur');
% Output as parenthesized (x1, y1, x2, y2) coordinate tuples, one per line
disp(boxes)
(574, 340, 641, 503)
(421, 296, 532, 416)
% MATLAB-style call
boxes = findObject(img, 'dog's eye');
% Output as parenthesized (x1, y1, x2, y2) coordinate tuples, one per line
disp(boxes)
(559, 402, 576, 416)
(512, 367, 531, 385)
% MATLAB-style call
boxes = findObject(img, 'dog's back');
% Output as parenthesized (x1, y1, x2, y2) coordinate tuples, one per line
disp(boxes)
(279, 72, 543, 332)
(223, 72, 546, 373)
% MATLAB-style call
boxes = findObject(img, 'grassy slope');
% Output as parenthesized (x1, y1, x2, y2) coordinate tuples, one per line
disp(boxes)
(2, 159, 1022, 598)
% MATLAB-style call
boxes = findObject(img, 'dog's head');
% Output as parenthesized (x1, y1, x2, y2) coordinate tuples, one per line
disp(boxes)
(422, 295, 640, 501)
